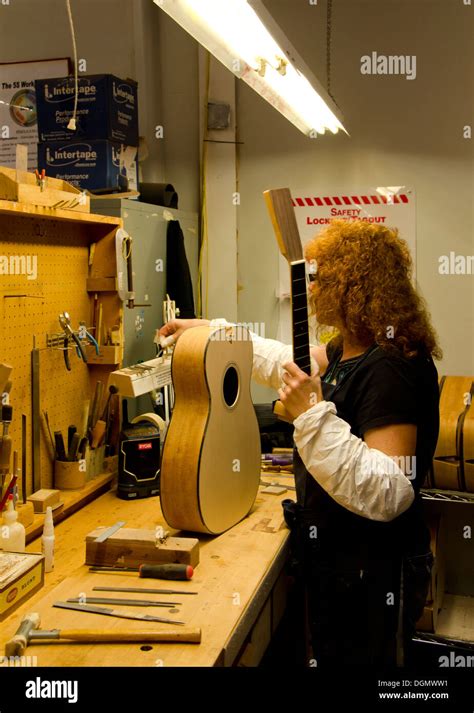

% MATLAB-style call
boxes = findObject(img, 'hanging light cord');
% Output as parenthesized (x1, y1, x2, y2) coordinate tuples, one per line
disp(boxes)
(66, 0, 79, 131)
(326, 0, 339, 107)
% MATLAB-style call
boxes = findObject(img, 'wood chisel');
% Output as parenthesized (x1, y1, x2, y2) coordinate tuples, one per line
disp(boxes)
(80, 400, 90, 441)
(92, 384, 119, 449)
(67, 425, 77, 450)
(66, 597, 181, 607)
(88, 381, 104, 444)
(54, 431, 67, 462)
(53, 601, 186, 625)
(93, 586, 198, 596)
(68, 433, 81, 461)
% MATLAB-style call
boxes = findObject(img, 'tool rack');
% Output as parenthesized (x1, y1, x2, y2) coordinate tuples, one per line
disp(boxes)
(0, 198, 124, 533)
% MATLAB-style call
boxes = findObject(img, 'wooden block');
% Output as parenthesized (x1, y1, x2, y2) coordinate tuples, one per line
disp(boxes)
(86, 277, 117, 292)
(84, 345, 121, 365)
(27, 488, 61, 513)
(85, 527, 200, 569)
(16, 502, 35, 528)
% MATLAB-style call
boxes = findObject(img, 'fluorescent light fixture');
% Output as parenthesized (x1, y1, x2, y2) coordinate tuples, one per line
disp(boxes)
(154, 0, 347, 137)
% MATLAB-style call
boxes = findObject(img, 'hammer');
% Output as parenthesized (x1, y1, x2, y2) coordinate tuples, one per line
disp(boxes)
(5, 613, 201, 656)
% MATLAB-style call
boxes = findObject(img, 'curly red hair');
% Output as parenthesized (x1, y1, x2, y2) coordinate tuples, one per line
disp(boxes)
(305, 219, 442, 359)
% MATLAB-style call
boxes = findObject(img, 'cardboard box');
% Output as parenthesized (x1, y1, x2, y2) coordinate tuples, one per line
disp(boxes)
(37, 140, 138, 193)
(35, 74, 138, 145)
(0, 552, 44, 621)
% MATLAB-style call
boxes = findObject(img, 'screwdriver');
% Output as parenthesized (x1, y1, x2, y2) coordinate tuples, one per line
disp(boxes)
(89, 564, 194, 580)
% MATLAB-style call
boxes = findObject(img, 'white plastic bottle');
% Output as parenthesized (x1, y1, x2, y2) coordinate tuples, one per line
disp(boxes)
(1, 494, 26, 552)
(42, 506, 55, 572)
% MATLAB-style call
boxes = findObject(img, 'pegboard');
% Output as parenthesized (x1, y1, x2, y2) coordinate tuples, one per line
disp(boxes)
(0, 203, 122, 496)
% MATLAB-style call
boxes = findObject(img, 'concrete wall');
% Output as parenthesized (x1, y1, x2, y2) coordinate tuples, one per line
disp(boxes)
(237, 0, 473, 401)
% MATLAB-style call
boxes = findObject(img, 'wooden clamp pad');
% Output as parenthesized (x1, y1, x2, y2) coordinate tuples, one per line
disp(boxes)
(85, 527, 200, 569)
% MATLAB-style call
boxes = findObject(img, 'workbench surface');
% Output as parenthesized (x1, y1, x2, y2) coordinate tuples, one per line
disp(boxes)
(0, 478, 293, 667)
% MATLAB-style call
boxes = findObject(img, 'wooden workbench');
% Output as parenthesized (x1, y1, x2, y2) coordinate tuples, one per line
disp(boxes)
(0, 477, 293, 667)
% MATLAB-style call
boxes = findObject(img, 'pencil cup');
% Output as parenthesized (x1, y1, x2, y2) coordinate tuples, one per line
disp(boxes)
(54, 460, 86, 490)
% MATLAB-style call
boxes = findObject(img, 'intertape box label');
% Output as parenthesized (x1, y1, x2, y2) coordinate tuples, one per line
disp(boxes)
(38, 140, 138, 193)
(35, 74, 139, 145)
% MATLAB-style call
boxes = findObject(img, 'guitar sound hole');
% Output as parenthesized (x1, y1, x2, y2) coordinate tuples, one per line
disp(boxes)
(223, 365, 239, 408)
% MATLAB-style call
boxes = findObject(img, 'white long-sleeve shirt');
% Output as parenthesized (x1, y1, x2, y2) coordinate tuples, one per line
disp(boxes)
(209, 319, 415, 522)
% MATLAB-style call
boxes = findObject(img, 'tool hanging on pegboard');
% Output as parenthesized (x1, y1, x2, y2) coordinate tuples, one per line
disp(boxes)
(115, 229, 152, 310)
(48, 312, 100, 372)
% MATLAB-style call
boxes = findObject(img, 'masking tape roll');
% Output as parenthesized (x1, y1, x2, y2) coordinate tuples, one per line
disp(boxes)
(131, 413, 167, 439)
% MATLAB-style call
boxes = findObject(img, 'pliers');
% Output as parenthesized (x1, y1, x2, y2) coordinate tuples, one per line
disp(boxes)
(59, 312, 88, 370)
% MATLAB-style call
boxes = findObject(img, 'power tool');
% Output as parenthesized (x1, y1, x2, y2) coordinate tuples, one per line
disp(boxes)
(117, 400, 160, 500)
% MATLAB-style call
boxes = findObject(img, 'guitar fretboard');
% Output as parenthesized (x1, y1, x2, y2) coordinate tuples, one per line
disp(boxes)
(290, 260, 311, 375)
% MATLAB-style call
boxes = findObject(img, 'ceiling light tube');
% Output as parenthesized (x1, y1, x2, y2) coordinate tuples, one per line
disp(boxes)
(154, 0, 347, 137)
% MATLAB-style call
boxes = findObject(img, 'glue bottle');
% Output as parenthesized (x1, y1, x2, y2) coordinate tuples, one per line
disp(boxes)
(1, 494, 26, 552)
(41, 506, 55, 572)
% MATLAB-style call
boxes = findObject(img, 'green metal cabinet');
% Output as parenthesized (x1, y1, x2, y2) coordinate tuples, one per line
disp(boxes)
(91, 198, 198, 418)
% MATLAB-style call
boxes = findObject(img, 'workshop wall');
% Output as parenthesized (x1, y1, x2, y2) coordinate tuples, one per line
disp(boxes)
(237, 0, 473, 402)
(0, 0, 200, 213)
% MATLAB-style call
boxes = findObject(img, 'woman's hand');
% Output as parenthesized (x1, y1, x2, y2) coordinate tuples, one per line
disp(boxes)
(158, 318, 211, 347)
(278, 361, 324, 421)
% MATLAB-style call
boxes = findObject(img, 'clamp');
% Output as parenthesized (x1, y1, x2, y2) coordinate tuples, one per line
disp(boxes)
(35, 169, 46, 192)
(76, 322, 100, 359)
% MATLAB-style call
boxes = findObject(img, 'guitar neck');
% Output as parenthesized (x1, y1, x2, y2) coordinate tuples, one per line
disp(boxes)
(290, 260, 311, 375)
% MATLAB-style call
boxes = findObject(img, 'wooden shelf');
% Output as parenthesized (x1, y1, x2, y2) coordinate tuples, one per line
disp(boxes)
(86, 277, 118, 292)
(85, 345, 122, 365)
(0, 199, 121, 227)
(25, 470, 116, 544)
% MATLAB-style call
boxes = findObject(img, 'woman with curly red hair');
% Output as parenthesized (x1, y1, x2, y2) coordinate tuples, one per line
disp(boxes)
(160, 219, 441, 668)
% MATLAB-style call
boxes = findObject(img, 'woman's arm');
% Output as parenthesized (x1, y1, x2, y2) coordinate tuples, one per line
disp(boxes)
(293, 402, 415, 522)
(210, 318, 321, 391)
(159, 317, 324, 391)
(277, 361, 416, 521)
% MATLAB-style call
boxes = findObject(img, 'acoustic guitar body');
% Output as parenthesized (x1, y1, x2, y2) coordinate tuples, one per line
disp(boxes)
(160, 325, 261, 534)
